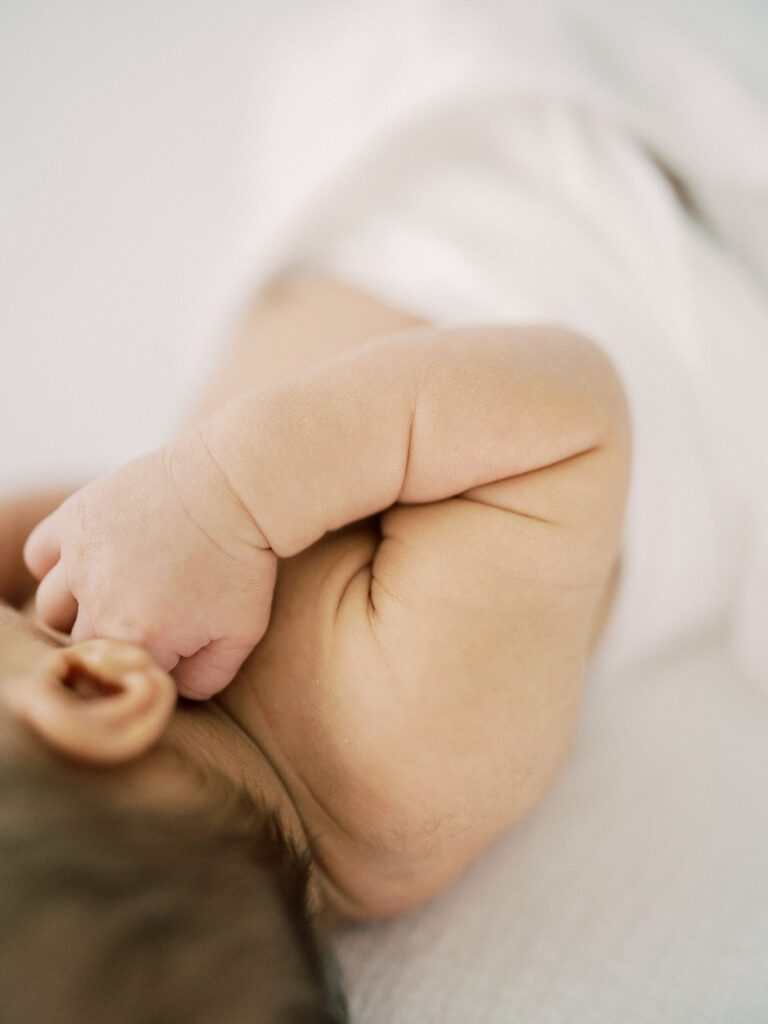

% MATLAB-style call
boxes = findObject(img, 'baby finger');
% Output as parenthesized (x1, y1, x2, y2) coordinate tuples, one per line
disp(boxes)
(23, 513, 62, 580)
(34, 561, 78, 634)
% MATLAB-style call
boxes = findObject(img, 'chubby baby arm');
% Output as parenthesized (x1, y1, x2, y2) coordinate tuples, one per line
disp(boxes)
(200, 324, 627, 552)
(210, 324, 630, 919)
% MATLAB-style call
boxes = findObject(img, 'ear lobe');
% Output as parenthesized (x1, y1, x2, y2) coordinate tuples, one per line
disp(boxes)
(2, 639, 176, 765)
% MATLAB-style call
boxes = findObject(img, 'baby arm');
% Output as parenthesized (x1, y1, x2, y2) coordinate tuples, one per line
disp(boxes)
(201, 325, 624, 558)
(211, 318, 630, 918)
(21, 280, 424, 701)
(23, 313, 626, 718)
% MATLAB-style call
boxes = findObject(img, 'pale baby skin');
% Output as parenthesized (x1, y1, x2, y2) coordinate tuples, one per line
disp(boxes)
(14, 273, 630, 919)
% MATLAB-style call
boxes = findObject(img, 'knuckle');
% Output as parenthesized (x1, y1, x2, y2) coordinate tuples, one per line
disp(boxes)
(86, 610, 155, 651)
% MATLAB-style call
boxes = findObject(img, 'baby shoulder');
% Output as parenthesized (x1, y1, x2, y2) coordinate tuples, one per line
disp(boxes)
(318, 435, 629, 917)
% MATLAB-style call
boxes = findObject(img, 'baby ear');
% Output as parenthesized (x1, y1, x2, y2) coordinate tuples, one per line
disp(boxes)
(2, 639, 176, 766)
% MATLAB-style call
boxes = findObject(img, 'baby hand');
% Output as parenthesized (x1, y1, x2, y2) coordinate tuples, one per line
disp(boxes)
(22, 433, 277, 699)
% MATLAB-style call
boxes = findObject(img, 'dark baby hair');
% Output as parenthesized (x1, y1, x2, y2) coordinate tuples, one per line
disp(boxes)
(0, 757, 348, 1023)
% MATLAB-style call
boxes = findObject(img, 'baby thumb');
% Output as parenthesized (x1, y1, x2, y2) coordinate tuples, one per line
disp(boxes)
(172, 637, 255, 700)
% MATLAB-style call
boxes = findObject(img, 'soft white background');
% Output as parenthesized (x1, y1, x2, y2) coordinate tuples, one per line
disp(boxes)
(1, 0, 271, 489)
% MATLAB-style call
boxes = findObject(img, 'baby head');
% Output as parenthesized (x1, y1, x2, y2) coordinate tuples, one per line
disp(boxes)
(0, 614, 348, 1023)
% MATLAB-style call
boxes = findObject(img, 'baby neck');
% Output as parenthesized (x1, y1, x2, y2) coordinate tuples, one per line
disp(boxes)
(167, 700, 309, 847)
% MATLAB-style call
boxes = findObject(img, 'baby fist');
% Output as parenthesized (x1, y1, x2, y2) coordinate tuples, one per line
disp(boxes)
(23, 434, 277, 700)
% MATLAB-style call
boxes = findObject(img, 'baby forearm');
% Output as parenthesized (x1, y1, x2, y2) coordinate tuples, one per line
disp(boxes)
(200, 325, 626, 558)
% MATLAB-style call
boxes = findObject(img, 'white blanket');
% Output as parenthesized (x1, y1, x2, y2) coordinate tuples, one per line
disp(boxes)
(229, 1, 768, 1018)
